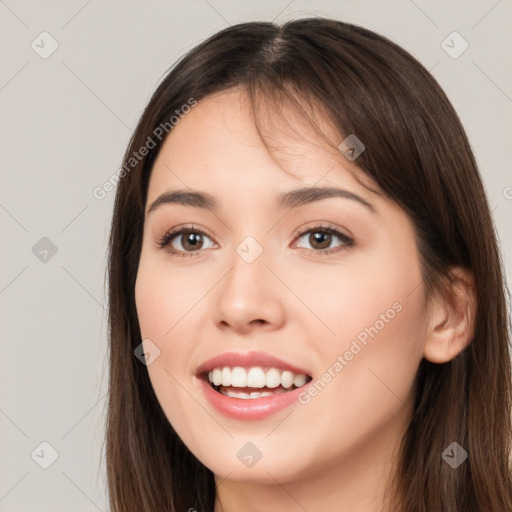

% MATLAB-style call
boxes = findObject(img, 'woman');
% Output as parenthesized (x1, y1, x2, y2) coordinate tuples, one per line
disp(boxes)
(105, 17, 512, 511)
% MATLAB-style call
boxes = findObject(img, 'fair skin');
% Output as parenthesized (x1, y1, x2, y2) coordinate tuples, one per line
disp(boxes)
(135, 87, 474, 511)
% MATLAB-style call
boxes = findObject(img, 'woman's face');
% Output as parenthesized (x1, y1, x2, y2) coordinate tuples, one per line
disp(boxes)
(135, 88, 428, 486)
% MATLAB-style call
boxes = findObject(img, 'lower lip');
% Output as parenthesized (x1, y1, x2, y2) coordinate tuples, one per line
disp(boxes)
(198, 377, 306, 420)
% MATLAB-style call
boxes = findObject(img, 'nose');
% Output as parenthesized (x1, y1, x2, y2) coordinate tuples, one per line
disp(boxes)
(213, 241, 286, 335)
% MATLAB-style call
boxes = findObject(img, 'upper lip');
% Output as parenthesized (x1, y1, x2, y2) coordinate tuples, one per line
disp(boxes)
(196, 351, 312, 377)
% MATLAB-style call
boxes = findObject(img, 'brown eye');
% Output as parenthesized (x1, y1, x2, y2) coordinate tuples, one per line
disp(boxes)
(308, 231, 332, 250)
(176, 232, 204, 251)
(294, 225, 354, 255)
(157, 226, 216, 257)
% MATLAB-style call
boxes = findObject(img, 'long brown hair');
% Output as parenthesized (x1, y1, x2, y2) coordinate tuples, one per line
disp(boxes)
(104, 17, 512, 511)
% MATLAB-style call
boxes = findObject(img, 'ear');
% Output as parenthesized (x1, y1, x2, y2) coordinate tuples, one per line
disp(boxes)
(423, 267, 477, 364)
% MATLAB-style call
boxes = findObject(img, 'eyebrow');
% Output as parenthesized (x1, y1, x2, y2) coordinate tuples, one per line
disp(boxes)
(146, 186, 377, 215)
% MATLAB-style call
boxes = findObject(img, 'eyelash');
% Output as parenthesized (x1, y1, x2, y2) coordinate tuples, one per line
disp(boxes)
(156, 223, 355, 258)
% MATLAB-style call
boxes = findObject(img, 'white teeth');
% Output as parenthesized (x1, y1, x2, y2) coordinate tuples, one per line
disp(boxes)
(265, 368, 281, 388)
(221, 367, 231, 386)
(224, 389, 285, 399)
(225, 389, 251, 399)
(293, 374, 306, 387)
(207, 366, 309, 390)
(249, 391, 273, 398)
(281, 370, 294, 388)
(212, 368, 222, 386)
(247, 367, 266, 388)
(231, 367, 247, 387)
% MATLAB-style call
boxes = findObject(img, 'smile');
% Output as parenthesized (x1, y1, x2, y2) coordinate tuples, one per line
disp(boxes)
(207, 366, 311, 399)
(196, 351, 313, 419)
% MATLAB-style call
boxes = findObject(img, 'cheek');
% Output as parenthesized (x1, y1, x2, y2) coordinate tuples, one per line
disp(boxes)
(134, 249, 216, 383)
(293, 292, 426, 474)
(134, 255, 205, 434)
(305, 231, 425, 393)
(306, 260, 426, 434)
(134, 253, 192, 396)
(135, 250, 202, 340)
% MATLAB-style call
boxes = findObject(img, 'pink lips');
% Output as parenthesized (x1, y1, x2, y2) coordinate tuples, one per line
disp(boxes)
(196, 350, 311, 376)
(198, 378, 308, 420)
(195, 351, 312, 421)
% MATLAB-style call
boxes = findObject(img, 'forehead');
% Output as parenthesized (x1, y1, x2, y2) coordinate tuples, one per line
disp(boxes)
(147, 88, 375, 202)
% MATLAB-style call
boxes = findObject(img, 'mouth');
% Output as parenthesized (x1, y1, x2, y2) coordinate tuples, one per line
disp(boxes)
(200, 366, 313, 400)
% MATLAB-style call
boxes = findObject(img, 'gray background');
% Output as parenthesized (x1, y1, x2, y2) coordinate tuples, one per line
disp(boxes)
(1, 1, 511, 510)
